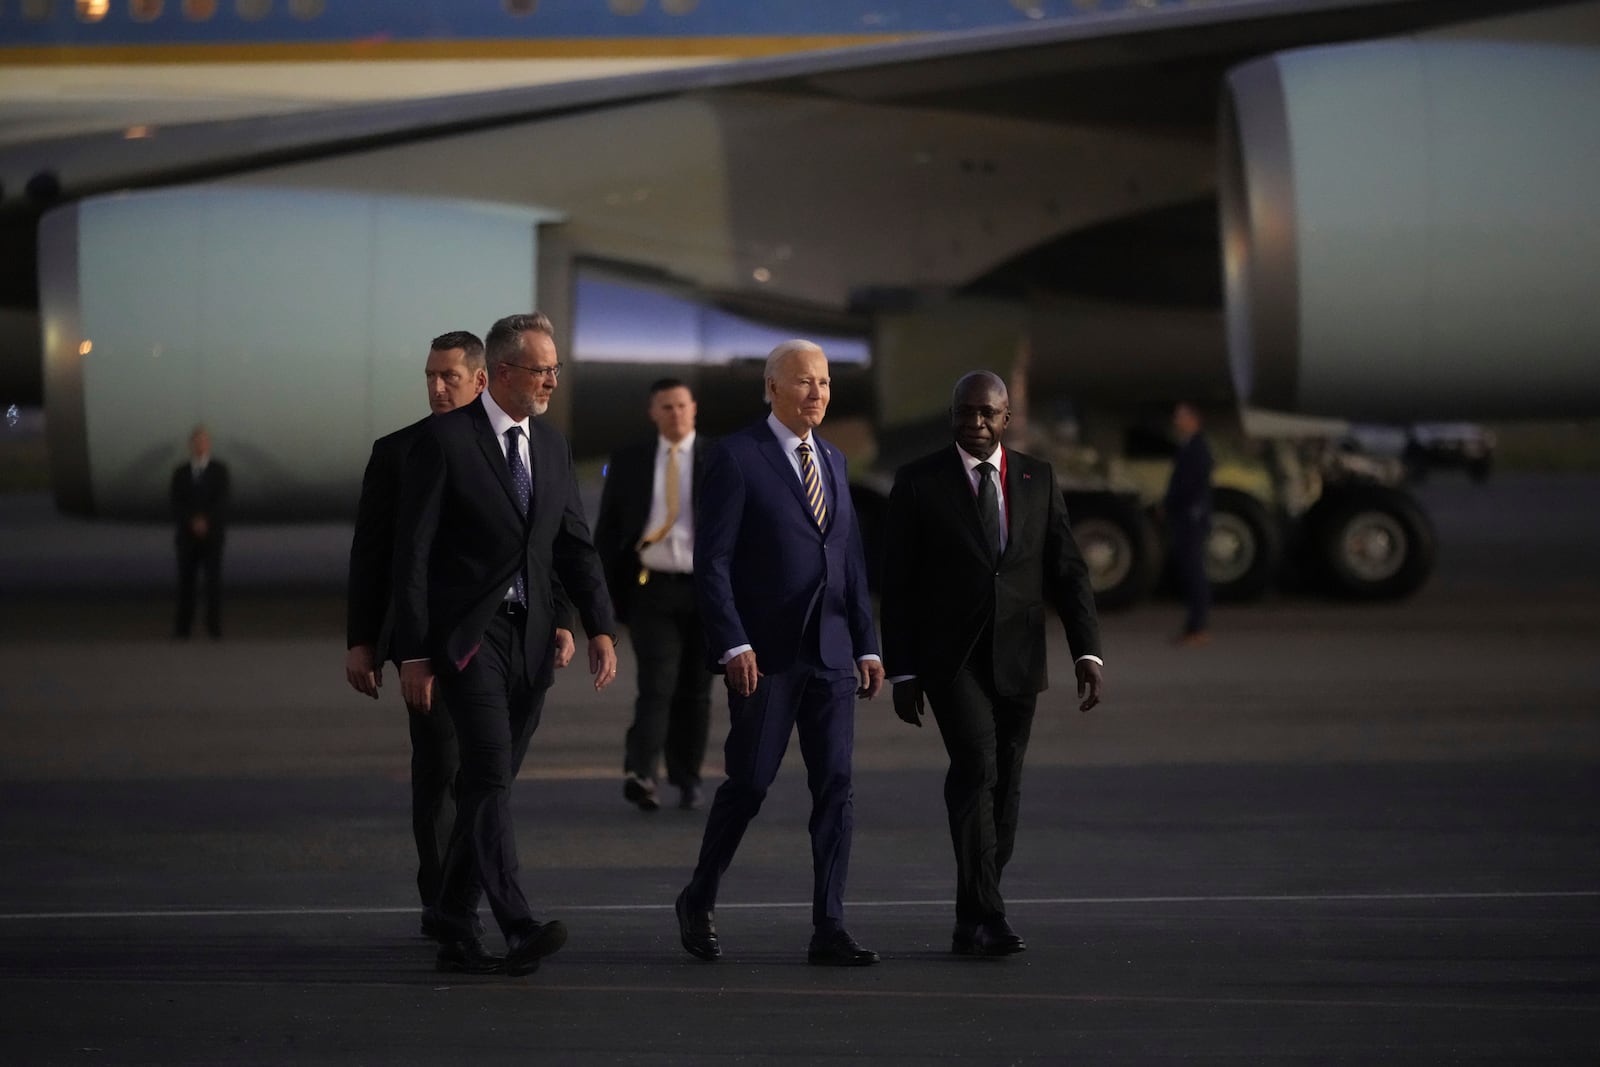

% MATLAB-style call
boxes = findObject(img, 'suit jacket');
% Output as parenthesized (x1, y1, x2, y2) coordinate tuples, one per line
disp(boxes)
(880, 444, 1099, 697)
(1165, 433, 1214, 526)
(390, 396, 615, 685)
(170, 458, 230, 543)
(346, 417, 429, 652)
(694, 419, 877, 675)
(592, 435, 708, 625)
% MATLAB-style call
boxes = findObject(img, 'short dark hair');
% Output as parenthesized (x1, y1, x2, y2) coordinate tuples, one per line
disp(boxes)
(649, 377, 691, 399)
(485, 313, 555, 371)
(430, 330, 485, 370)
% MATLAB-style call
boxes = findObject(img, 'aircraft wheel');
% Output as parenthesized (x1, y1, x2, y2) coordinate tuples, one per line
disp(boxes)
(1305, 485, 1435, 600)
(1067, 494, 1159, 610)
(1206, 488, 1281, 602)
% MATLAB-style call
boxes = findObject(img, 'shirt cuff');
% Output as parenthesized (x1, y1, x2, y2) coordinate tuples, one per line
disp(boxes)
(720, 644, 753, 665)
(1075, 655, 1104, 666)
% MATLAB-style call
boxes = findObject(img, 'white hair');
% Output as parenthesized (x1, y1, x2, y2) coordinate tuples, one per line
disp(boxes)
(763, 339, 825, 405)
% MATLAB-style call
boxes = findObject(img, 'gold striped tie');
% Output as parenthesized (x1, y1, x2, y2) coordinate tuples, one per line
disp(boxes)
(797, 442, 827, 529)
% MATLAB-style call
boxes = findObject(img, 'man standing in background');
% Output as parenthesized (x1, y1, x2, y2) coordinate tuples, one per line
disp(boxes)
(594, 378, 713, 814)
(171, 424, 229, 640)
(1166, 401, 1214, 646)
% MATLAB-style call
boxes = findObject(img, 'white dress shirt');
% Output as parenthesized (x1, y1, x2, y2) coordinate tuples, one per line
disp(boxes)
(637, 430, 695, 576)
(481, 390, 530, 602)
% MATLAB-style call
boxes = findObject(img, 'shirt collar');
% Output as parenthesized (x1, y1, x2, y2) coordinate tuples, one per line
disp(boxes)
(766, 412, 812, 454)
(658, 430, 695, 454)
(959, 443, 1003, 475)
(481, 390, 528, 441)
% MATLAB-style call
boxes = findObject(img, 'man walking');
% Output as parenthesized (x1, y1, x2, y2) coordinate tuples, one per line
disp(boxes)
(393, 312, 617, 977)
(594, 378, 714, 813)
(675, 340, 884, 967)
(880, 370, 1104, 957)
(344, 330, 572, 941)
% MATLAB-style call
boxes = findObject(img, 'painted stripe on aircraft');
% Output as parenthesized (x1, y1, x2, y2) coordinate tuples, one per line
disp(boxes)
(0, 34, 909, 65)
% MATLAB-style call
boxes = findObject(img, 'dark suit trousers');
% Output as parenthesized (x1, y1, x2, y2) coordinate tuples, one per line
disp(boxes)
(434, 611, 547, 939)
(623, 575, 712, 788)
(407, 696, 458, 910)
(688, 649, 858, 930)
(173, 534, 224, 637)
(926, 653, 1036, 924)
(1172, 515, 1212, 634)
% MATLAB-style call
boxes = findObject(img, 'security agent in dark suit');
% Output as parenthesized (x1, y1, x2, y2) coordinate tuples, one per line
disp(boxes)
(594, 378, 714, 813)
(675, 340, 885, 968)
(1166, 401, 1214, 645)
(393, 312, 619, 977)
(881, 371, 1104, 957)
(343, 331, 575, 942)
(171, 424, 229, 639)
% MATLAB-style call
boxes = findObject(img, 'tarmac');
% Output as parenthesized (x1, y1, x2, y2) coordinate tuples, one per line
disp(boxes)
(1, 473, 1597, 1064)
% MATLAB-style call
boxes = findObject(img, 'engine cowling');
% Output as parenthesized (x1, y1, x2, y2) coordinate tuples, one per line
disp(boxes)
(40, 186, 558, 519)
(1222, 38, 1600, 419)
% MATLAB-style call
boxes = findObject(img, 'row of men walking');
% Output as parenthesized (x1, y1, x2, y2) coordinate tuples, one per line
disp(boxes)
(341, 313, 1106, 976)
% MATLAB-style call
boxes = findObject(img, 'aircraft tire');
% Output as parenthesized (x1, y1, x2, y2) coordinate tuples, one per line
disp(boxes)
(1066, 492, 1160, 611)
(1206, 488, 1281, 603)
(1305, 485, 1436, 601)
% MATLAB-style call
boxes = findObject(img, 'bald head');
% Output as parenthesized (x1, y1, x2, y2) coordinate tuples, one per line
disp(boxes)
(950, 371, 1010, 460)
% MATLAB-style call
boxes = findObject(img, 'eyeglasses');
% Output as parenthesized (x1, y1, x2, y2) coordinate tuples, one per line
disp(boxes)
(501, 360, 562, 380)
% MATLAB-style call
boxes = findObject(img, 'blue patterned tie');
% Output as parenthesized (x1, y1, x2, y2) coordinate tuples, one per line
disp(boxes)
(797, 442, 827, 530)
(505, 426, 531, 604)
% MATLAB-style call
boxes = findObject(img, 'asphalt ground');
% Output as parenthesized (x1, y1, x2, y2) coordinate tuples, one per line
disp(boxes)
(1, 473, 1597, 1064)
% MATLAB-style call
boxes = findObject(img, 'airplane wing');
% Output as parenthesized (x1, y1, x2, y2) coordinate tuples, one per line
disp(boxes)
(0, 0, 1559, 203)
(3, 0, 1597, 521)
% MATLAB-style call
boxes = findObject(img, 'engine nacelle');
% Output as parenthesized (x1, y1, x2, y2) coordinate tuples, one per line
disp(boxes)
(41, 186, 558, 519)
(1222, 39, 1600, 419)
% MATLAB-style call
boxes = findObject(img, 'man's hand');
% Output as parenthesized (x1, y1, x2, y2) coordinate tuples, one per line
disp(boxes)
(553, 628, 575, 669)
(1076, 659, 1104, 712)
(725, 650, 761, 698)
(344, 644, 382, 699)
(892, 680, 924, 727)
(400, 660, 435, 715)
(857, 658, 885, 700)
(189, 515, 209, 539)
(588, 634, 618, 691)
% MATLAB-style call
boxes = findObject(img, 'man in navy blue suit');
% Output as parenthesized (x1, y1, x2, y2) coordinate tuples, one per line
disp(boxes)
(1165, 401, 1214, 645)
(675, 339, 885, 967)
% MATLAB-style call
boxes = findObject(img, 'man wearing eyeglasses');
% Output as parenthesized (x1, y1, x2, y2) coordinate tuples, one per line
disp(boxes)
(392, 312, 619, 978)
(344, 330, 576, 946)
(879, 370, 1104, 958)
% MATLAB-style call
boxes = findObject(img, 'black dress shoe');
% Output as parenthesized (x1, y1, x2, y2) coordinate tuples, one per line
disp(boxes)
(675, 887, 720, 961)
(504, 919, 568, 977)
(952, 917, 1026, 957)
(807, 928, 879, 967)
(435, 936, 504, 975)
(678, 783, 703, 810)
(624, 775, 660, 812)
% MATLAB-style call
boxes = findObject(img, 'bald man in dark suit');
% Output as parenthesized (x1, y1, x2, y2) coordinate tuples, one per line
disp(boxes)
(881, 370, 1104, 958)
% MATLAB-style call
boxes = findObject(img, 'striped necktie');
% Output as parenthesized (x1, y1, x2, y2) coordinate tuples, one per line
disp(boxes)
(796, 442, 827, 529)
(505, 426, 531, 604)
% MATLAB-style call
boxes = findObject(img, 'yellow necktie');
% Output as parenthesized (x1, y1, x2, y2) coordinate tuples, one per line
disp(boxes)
(638, 445, 680, 548)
